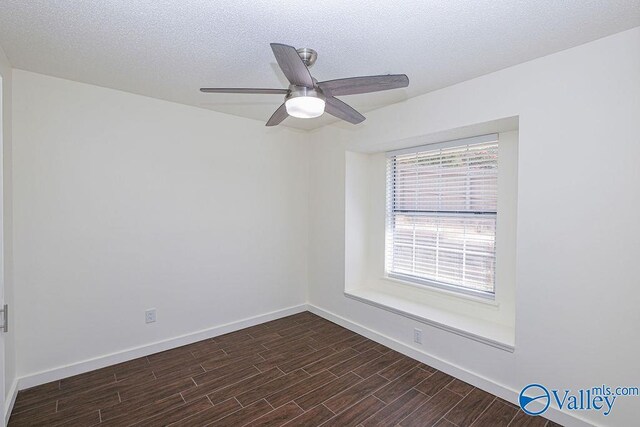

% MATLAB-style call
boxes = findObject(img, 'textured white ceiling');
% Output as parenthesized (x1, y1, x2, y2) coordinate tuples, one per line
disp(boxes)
(1, 1, 639, 130)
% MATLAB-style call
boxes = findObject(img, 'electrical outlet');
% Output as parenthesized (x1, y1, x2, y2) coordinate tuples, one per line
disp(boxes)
(413, 328, 422, 344)
(145, 308, 156, 324)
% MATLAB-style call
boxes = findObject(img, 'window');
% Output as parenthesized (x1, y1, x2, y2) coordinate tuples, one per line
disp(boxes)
(385, 134, 499, 298)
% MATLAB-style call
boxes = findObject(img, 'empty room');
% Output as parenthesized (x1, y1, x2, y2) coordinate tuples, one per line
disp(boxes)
(0, 1, 639, 426)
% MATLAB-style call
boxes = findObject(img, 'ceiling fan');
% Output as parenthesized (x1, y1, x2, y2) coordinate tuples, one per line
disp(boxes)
(200, 43, 409, 126)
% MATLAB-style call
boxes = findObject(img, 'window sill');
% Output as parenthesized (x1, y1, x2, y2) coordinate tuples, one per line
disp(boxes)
(344, 288, 515, 352)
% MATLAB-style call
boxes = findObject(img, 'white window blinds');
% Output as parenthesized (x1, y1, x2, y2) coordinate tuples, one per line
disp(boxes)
(385, 135, 499, 297)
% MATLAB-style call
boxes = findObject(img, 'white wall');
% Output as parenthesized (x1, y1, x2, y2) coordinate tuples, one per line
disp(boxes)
(308, 27, 640, 427)
(12, 70, 309, 378)
(0, 44, 15, 415)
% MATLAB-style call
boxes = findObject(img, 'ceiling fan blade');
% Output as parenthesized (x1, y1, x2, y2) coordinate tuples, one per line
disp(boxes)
(265, 103, 289, 127)
(270, 43, 314, 88)
(318, 74, 409, 96)
(200, 88, 289, 95)
(325, 97, 365, 124)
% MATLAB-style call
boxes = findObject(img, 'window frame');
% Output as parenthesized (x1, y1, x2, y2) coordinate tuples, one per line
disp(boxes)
(384, 134, 499, 300)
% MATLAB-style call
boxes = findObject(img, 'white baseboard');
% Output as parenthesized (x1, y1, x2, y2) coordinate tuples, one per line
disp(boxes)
(4, 378, 18, 426)
(16, 304, 307, 391)
(307, 304, 594, 427)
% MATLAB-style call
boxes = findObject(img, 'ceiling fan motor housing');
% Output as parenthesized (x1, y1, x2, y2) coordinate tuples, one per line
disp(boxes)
(286, 86, 325, 102)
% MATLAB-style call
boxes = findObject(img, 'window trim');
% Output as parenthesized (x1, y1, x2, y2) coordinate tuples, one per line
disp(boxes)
(386, 272, 496, 300)
(385, 133, 498, 158)
(381, 274, 500, 307)
(384, 133, 499, 300)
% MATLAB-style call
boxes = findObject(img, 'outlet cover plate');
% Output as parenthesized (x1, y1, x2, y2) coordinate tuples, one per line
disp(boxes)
(145, 308, 156, 324)
(413, 328, 422, 344)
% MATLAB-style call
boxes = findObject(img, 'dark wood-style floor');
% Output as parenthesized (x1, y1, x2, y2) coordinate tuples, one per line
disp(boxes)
(10, 312, 560, 426)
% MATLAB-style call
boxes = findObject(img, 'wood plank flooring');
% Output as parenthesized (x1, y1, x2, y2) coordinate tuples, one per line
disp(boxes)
(9, 312, 562, 426)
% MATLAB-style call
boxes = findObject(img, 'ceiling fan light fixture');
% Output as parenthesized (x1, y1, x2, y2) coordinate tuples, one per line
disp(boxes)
(285, 96, 325, 118)
(285, 87, 325, 119)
